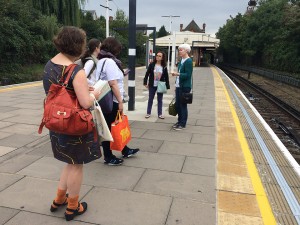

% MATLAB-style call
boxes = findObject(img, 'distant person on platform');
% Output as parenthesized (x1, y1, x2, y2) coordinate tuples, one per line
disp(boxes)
(143, 51, 170, 119)
(95, 37, 139, 166)
(171, 43, 193, 131)
(79, 38, 101, 86)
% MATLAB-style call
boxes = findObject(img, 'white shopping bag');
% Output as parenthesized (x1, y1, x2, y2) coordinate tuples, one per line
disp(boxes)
(91, 100, 113, 142)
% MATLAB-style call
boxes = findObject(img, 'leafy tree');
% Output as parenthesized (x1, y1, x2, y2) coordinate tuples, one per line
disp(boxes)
(0, 1, 148, 84)
(217, 0, 300, 74)
(80, 13, 106, 42)
(149, 25, 168, 39)
(157, 26, 169, 38)
(30, 0, 86, 26)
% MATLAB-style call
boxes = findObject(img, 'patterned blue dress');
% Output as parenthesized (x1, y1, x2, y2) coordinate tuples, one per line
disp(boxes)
(43, 61, 102, 164)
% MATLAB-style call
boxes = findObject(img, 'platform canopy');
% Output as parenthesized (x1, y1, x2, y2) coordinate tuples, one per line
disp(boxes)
(155, 31, 220, 49)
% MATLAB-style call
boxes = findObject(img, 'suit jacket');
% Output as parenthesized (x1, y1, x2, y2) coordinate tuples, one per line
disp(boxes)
(143, 62, 170, 89)
(177, 58, 193, 88)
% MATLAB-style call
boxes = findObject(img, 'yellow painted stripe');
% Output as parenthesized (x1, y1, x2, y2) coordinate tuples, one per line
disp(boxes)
(0, 82, 42, 93)
(212, 67, 277, 225)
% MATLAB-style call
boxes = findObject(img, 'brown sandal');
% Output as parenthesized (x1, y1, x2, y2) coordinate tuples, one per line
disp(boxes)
(65, 202, 88, 221)
(50, 194, 68, 212)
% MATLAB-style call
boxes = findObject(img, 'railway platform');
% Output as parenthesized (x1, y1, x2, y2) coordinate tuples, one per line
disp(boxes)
(0, 65, 299, 225)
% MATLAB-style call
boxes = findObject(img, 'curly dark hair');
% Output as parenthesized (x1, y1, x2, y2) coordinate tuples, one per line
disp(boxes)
(154, 51, 167, 68)
(53, 26, 86, 57)
(100, 37, 122, 56)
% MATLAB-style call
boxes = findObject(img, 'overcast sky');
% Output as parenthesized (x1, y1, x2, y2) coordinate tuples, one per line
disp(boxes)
(83, 0, 248, 37)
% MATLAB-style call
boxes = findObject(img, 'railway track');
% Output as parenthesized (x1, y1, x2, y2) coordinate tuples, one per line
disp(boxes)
(220, 66, 300, 163)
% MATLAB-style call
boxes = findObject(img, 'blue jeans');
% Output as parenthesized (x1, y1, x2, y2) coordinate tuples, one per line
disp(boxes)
(147, 86, 163, 116)
(175, 87, 191, 127)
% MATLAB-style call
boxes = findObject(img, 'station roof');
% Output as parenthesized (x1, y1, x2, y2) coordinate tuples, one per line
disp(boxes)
(182, 20, 204, 33)
(155, 31, 220, 48)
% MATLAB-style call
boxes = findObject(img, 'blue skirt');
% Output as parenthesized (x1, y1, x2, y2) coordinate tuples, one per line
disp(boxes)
(49, 131, 102, 164)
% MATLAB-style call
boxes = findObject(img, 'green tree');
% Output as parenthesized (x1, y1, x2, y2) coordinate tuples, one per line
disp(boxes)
(149, 25, 168, 39)
(80, 13, 106, 41)
(157, 25, 168, 38)
(217, 0, 300, 74)
(30, 0, 86, 26)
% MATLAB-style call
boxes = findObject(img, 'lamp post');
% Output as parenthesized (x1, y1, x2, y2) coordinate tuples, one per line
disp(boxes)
(162, 15, 180, 72)
(100, 0, 112, 37)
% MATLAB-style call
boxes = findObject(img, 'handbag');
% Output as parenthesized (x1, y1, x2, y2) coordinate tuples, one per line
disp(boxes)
(38, 64, 95, 136)
(180, 73, 193, 104)
(91, 99, 113, 141)
(180, 92, 193, 104)
(157, 81, 167, 93)
(99, 91, 113, 114)
(110, 111, 131, 151)
(96, 59, 113, 113)
(168, 97, 177, 116)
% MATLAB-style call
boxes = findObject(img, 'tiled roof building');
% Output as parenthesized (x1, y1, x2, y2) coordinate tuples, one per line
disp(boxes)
(180, 20, 205, 33)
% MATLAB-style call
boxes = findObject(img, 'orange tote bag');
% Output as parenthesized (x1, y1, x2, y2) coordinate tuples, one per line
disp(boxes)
(110, 111, 131, 151)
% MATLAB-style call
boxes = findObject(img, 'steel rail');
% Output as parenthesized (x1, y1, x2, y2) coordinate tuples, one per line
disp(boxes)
(221, 67, 300, 122)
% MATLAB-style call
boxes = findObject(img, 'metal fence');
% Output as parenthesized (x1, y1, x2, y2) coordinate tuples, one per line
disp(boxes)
(228, 64, 300, 88)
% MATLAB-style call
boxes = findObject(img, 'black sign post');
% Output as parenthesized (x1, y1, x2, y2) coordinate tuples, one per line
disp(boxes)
(128, 0, 136, 111)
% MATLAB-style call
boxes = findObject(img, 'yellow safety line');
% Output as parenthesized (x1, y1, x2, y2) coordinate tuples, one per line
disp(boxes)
(212, 67, 277, 225)
(0, 82, 42, 93)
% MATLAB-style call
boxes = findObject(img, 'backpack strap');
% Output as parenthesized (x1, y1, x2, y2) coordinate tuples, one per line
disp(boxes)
(97, 59, 107, 81)
(86, 57, 97, 79)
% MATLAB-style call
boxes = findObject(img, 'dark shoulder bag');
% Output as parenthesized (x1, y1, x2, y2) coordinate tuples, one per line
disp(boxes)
(180, 74, 193, 104)
(98, 59, 113, 113)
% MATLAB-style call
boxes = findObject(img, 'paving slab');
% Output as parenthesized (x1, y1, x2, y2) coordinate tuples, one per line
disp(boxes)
(130, 127, 147, 138)
(141, 130, 192, 143)
(0, 173, 24, 191)
(166, 198, 216, 225)
(191, 133, 216, 145)
(82, 161, 145, 190)
(80, 187, 172, 225)
(10, 103, 42, 110)
(195, 118, 216, 127)
(0, 207, 20, 225)
(182, 157, 216, 177)
(26, 141, 53, 157)
(0, 134, 41, 148)
(0, 121, 14, 129)
(2, 115, 41, 125)
(122, 151, 185, 172)
(189, 112, 215, 121)
(0, 146, 16, 157)
(159, 141, 215, 158)
(0, 131, 13, 140)
(0, 177, 92, 217)
(0, 124, 40, 135)
(8, 108, 42, 116)
(134, 169, 215, 203)
(16, 156, 64, 180)
(4, 211, 92, 225)
(0, 154, 42, 173)
(179, 125, 215, 135)
(0, 101, 19, 107)
(130, 120, 174, 131)
(129, 137, 163, 153)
